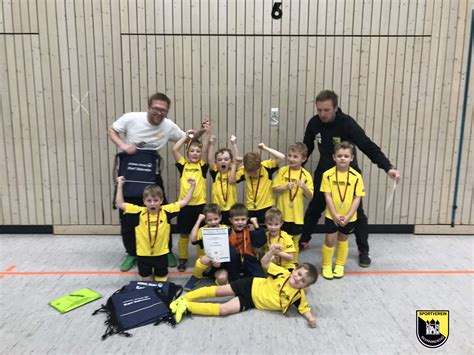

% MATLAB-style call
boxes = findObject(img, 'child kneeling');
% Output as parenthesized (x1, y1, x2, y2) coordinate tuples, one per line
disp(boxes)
(185, 204, 230, 290)
(171, 244, 318, 328)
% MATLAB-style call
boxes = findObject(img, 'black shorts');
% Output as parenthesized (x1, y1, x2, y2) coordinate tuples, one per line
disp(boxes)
(324, 218, 356, 235)
(282, 222, 303, 236)
(137, 255, 168, 277)
(230, 277, 255, 312)
(177, 204, 205, 234)
(203, 263, 229, 279)
(249, 206, 271, 225)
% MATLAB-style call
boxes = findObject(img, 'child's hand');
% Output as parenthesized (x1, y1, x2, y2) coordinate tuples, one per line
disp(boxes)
(307, 317, 317, 328)
(198, 213, 206, 221)
(297, 179, 307, 188)
(187, 177, 196, 186)
(249, 217, 258, 226)
(257, 143, 267, 150)
(287, 181, 296, 190)
(209, 135, 217, 145)
(230, 135, 237, 144)
(211, 259, 221, 268)
(186, 129, 196, 140)
(117, 176, 126, 186)
(269, 243, 283, 253)
(331, 214, 343, 226)
(201, 119, 210, 131)
(234, 157, 243, 165)
(339, 215, 348, 226)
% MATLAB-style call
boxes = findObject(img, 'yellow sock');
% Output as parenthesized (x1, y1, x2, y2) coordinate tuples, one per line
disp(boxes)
(192, 258, 209, 279)
(178, 235, 189, 259)
(321, 244, 335, 269)
(154, 276, 168, 281)
(184, 286, 217, 301)
(292, 235, 300, 263)
(196, 244, 205, 258)
(187, 301, 220, 316)
(335, 240, 349, 266)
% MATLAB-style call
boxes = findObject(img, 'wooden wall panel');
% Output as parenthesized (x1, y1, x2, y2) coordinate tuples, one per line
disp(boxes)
(0, 0, 472, 228)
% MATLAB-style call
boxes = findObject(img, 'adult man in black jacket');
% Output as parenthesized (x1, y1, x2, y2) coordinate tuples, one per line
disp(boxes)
(302, 90, 400, 267)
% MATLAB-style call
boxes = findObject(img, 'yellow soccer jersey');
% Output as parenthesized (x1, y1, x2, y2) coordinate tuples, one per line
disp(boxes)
(320, 166, 365, 222)
(210, 165, 237, 212)
(262, 230, 296, 270)
(124, 202, 180, 256)
(176, 156, 208, 205)
(236, 159, 279, 211)
(273, 166, 314, 225)
(251, 263, 311, 314)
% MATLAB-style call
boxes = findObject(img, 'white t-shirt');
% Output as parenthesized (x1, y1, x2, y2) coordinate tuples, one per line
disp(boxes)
(112, 112, 185, 151)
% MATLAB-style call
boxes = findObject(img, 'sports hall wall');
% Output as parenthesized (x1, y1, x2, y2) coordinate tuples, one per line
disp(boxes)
(0, 0, 473, 232)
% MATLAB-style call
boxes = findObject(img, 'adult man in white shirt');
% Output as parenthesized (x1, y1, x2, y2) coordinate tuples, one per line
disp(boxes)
(108, 93, 185, 271)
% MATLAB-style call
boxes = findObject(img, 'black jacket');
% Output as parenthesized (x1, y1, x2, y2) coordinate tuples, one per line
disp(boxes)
(303, 109, 394, 173)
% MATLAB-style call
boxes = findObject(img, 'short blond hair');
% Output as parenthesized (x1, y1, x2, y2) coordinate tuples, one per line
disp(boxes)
(143, 185, 164, 200)
(334, 141, 354, 155)
(264, 207, 283, 224)
(243, 152, 261, 172)
(288, 142, 308, 158)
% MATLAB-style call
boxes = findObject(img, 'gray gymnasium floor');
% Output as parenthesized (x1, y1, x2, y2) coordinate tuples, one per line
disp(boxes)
(1, 233, 473, 354)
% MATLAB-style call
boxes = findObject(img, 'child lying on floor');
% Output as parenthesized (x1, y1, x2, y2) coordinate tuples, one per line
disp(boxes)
(170, 243, 318, 328)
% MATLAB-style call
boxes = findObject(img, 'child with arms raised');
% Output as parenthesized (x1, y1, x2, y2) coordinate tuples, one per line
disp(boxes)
(115, 176, 196, 281)
(230, 142, 285, 224)
(172, 129, 210, 271)
(207, 135, 240, 224)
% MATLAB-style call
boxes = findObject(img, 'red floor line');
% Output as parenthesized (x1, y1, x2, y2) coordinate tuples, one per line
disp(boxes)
(0, 270, 472, 276)
(0, 265, 17, 278)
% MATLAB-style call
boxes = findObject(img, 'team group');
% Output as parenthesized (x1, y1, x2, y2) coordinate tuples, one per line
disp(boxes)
(109, 91, 400, 326)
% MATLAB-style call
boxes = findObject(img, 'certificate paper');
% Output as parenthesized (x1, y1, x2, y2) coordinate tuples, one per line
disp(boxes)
(202, 227, 230, 262)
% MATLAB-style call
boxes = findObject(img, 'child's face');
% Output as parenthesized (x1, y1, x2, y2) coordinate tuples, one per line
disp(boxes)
(143, 195, 163, 213)
(333, 148, 353, 169)
(288, 268, 312, 289)
(205, 212, 222, 228)
(216, 151, 232, 173)
(229, 215, 248, 231)
(187, 145, 202, 163)
(287, 150, 306, 169)
(265, 220, 283, 236)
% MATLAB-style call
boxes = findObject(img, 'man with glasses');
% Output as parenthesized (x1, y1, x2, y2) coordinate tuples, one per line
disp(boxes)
(108, 93, 186, 271)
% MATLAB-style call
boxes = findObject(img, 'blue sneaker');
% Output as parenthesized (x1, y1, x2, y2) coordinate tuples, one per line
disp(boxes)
(184, 276, 200, 291)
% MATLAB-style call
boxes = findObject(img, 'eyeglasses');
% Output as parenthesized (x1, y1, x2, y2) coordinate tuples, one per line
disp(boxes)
(149, 106, 168, 114)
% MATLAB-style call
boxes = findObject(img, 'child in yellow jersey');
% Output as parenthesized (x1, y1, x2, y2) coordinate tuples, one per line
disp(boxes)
(320, 141, 365, 280)
(172, 129, 210, 272)
(115, 176, 196, 281)
(170, 244, 318, 328)
(207, 134, 240, 224)
(272, 142, 314, 263)
(230, 142, 285, 224)
(184, 204, 230, 290)
(254, 207, 296, 270)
